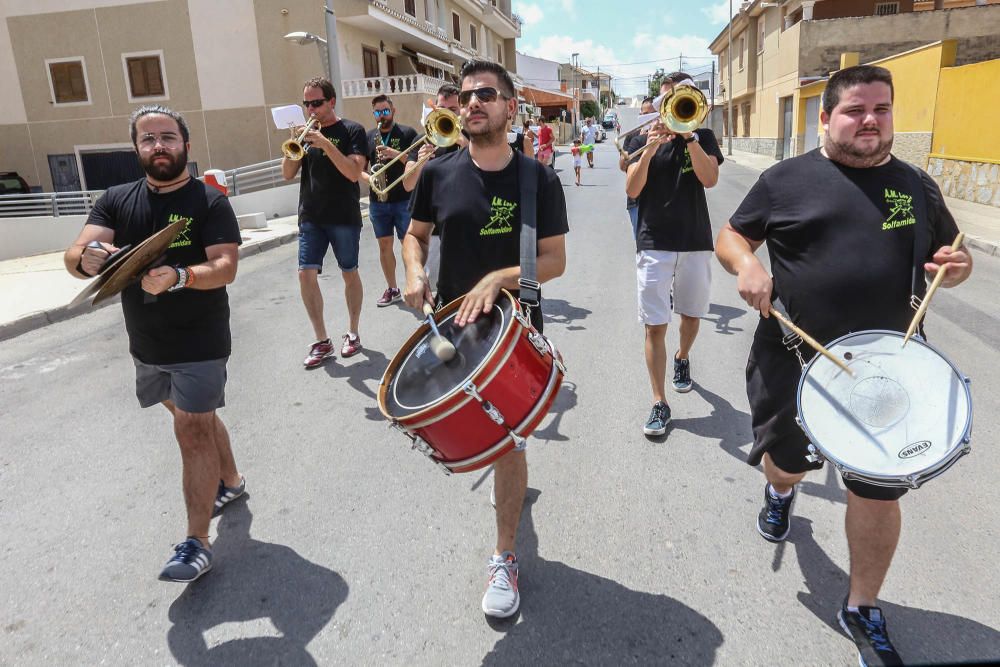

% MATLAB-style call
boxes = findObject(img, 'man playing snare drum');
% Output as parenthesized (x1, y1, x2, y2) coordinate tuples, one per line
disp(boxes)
(402, 59, 568, 619)
(716, 65, 972, 666)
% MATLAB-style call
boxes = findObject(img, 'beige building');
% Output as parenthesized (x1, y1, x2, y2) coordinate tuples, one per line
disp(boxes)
(709, 0, 1000, 159)
(0, 0, 521, 192)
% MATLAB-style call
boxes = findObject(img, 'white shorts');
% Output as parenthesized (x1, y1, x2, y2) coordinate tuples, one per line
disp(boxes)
(636, 250, 712, 325)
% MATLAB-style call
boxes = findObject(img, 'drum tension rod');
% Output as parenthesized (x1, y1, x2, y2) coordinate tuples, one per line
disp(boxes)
(463, 382, 526, 449)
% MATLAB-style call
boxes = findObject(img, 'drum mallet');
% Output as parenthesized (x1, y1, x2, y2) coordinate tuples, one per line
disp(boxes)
(423, 303, 457, 362)
(771, 310, 855, 377)
(902, 232, 965, 348)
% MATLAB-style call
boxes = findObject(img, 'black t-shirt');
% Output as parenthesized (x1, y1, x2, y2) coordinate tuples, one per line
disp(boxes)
(633, 128, 724, 252)
(298, 118, 367, 225)
(367, 123, 418, 204)
(87, 179, 243, 365)
(409, 150, 569, 306)
(730, 149, 959, 348)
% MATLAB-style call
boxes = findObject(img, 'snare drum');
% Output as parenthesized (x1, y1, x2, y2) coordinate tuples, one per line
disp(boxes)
(378, 289, 565, 474)
(796, 330, 972, 489)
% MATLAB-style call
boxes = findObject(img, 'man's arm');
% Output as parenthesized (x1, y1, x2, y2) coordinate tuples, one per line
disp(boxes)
(402, 144, 435, 192)
(625, 124, 666, 199)
(281, 154, 302, 181)
(141, 243, 239, 295)
(715, 223, 772, 317)
(304, 128, 364, 182)
(64, 224, 117, 278)
(402, 219, 435, 307)
(688, 138, 720, 188)
(926, 243, 973, 288)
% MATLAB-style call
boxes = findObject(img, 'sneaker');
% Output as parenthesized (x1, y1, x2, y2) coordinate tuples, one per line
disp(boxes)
(304, 339, 334, 369)
(643, 401, 671, 436)
(213, 475, 246, 517)
(341, 334, 362, 358)
(377, 287, 402, 307)
(757, 483, 796, 542)
(673, 356, 693, 393)
(159, 538, 212, 583)
(482, 551, 520, 618)
(838, 603, 903, 667)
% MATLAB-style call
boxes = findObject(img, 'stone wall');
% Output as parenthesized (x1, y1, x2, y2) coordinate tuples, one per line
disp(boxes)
(928, 157, 1000, 208)
(728, 137, 781, 158)
(892, 132, 934, 168)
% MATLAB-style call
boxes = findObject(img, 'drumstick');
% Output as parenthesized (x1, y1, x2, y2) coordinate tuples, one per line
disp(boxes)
(770, 309, 855, 377)
(423, 303, 457, 362)
(902, 232, 965, 348)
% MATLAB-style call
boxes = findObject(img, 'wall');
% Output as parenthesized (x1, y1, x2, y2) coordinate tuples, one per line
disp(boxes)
(0, 215, 87, 261)
(516, 52, 559, 91)
(812, 0, 915, 19)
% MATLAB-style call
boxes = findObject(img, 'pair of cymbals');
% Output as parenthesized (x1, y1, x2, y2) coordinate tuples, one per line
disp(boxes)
(69, 219, 186, 308)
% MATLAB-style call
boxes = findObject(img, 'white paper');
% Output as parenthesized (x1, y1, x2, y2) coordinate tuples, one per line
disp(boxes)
(271, 104, 306, 130)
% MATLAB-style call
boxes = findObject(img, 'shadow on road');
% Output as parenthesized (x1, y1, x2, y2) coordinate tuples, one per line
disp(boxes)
(166, 500, 348, 666)
(790, 517, 1000, 664)
(703, 303, 747, 335)
(481, 489, 723, 665)
(542, 298, 592, 331)
(669, 383, 753, 463)
(320, 347, 390, 421)
(531, 380, 578, 443)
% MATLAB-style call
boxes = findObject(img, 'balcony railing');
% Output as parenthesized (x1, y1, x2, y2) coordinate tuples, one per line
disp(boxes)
(342, 74, 449, 99)
(368, 0, 448, 42)
(0, 191, 102, 217)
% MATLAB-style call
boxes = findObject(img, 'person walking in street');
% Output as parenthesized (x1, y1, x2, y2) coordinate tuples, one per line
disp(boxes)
(402, 60, 568, 619)
(361, 94, 418, 307)
(580, 118, 599, 168)
(64, 104, 245, 583)
(716, 65, 972, 667)
(536, 118, 555, 168)
(625, 71, 724, 437)
(619, 96, 656, 239)
(282, 77, 368, 369)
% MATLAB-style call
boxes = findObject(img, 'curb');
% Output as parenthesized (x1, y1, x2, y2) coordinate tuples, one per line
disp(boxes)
(964, 234, 999, 258)
(0, 228, 299, 344)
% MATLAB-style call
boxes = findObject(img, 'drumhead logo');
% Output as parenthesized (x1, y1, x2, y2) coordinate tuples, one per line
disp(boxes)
(898, 441, 931, 459)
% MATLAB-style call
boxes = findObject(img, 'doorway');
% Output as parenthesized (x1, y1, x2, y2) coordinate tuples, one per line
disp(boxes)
(779, 96, 793, 160)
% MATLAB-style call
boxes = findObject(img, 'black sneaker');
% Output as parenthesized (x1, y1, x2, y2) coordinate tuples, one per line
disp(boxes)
(213, 475, 246, 517)
(838, 603, 903, 666)
(643, 401, 671, 436)
(756, 483, 795, 542)
(159, 538, 212, 583)
(673, 356, 693, 393)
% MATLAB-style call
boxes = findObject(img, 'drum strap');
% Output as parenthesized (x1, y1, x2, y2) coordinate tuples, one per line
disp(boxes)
(517, 153, 541, 311)
(904, 164, 933, 337)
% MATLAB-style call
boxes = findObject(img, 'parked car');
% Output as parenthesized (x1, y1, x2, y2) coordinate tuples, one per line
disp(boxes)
(0, 171, 30, 195)
(601, 112, 618, 130)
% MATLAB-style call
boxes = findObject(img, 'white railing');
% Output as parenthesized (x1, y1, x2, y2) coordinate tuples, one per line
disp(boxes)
(222, 158, 298, 196)
(0, 191, 103, 218)
(342, 74, 449, 99)
(368, 0, 449, 42)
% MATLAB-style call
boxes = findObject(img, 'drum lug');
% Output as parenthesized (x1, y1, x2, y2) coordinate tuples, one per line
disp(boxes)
(482, 401, 506, 426)
(412, 435, 452, 475)
(463, 381, 484, 403)
(805, 443, 825, 464)
(513, 309, 532, 330)
(906, 474, 920, 489)
(963, 376, 971, 385)
(528, 331, 549, 356)
(389, 420, 415, 441)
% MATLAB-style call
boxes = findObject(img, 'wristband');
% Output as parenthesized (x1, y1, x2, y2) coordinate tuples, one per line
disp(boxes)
(184, 266, 196, 288)
(167, 266, 187, 292)
(685, 134, 699, 144)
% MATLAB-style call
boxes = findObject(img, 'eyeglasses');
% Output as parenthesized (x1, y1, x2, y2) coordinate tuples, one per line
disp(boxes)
(302, 98, 328, 109)
(373, 108, 391, 118)
(458, 86, 503, 106)
(137, 132, 183, 148)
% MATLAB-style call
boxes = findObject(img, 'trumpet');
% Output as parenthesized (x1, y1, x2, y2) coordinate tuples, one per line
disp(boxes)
(368, 108, 462, 198)
(619, 86, 710, 160)
(281, 116, 321, 161)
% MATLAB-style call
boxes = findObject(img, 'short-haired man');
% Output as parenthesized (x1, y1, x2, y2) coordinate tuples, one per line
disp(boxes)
(64, 105, 244, 583)
(580, 117, 599, 168)
(403, 60, 568, 619)
(626, 71, 724, 437)
(361, 94, 418, 307)
(716, 65, 972, 666)
(283, 77, 368, 368)
(619, 96, 656, 239)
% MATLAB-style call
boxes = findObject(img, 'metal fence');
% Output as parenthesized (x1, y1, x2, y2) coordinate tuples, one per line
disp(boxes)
(0, 190, 103, 218)
(224, 158, 296, 196)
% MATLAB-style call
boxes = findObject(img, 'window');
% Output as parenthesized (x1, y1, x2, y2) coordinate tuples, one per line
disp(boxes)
(741, 102, 751, 138)
(758, 18, 765, 53)
(497, 44, 503, 64)
(452, 12, 461, 40)
(738, 37, 745, 70)
(46, 57, 90, 105)
(123, 51, 167, 101)
(405, 0, 415, 16)
(362, 46, 379, 78)
(874, 2, 899, 15)
(470, 24, 477, 50)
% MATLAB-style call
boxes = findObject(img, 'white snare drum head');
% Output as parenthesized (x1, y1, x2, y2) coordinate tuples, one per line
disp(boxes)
(797, 330, 971, 483)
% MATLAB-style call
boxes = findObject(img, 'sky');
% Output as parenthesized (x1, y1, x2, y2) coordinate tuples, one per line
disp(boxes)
(513, 0, 738, 97)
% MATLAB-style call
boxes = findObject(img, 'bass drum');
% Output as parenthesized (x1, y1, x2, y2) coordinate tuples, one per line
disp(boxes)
(378, 289, 565, 474)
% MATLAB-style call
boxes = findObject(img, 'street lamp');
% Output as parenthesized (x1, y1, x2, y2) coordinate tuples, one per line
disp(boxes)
(284, 31, 331, 80)
(283, 0, 342, 95)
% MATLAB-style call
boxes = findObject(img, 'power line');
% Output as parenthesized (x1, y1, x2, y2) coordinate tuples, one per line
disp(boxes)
(580, 54, 716, 68)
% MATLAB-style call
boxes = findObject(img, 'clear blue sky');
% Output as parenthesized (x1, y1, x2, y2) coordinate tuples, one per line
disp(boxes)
(514, 0, 736, 96)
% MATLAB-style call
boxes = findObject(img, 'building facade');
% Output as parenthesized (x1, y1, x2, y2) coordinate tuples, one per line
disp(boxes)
(0, 0, 520, 192)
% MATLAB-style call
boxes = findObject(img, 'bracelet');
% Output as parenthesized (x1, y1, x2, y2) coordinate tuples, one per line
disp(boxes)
(185, 266, 196, 288)
(167, 266, 187, 292)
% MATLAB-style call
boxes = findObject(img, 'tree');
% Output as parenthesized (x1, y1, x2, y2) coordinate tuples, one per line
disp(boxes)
(648, 68, 668, 98)
(580, 100, 599, 121)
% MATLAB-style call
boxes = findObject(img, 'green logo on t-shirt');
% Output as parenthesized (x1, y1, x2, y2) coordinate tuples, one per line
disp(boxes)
(681, 149, 693, 174)
(168, 213, 194, 248)
(390, 138, 401, 149)
(882, 188, 916, 231)
(481, 196, 516, 236)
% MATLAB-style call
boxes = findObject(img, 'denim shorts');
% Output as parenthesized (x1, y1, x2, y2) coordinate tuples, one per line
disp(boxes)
(298, 220, 361, 272)
(134, 356, 228, 413)
(368, 200, 411, 240)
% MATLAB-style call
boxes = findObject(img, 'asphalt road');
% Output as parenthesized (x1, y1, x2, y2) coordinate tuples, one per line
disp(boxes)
(2, 130, 999, 666)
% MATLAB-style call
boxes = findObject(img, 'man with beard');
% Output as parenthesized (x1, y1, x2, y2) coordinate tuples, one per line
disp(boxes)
(360, 95, 418, 307)
(64, 105, 244, 583)
(716, 65, 972, 666)
(402, 60, 568, 619)
(283, 77, 368, 368)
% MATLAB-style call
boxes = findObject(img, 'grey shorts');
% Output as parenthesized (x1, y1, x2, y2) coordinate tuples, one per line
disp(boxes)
(133, 357, 228, 413)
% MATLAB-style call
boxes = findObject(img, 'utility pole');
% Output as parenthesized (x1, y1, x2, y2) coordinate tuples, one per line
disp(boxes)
(324, 0, 343, 96)
(727, 0, 734, 156)
(711, 60, 716, 131)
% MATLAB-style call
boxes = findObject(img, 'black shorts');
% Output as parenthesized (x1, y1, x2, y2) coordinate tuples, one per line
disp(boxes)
(745, 334, 906, 502)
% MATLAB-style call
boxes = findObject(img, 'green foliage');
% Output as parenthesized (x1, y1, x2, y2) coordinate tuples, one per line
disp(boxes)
(580, 100, 600, 120)
(648, 68, 667, 98)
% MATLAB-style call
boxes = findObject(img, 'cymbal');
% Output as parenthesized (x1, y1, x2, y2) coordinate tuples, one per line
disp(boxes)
(69, 219, 186, 308)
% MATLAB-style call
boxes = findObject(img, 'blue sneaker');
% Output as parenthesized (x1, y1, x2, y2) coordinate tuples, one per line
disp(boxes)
(673, 356, 693, 393)
(643, 401, 671, 436)
(757, 483, 795, 542)
(213, 475, 246, 517)
(838, 603, 903, 666)
(159, 538, 212, 583)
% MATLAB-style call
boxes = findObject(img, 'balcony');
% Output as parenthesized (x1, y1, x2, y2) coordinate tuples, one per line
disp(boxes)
(341, 73, 450, 98)
(451, 0, 520, 38)
(339, 0, 451, 52)
(449, 40, 478, 59)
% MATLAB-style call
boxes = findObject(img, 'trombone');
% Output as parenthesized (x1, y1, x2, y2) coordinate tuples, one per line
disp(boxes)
(281, 116, 321, 161)
(621, 86, 710, 160)
(368, 108, 462, 198)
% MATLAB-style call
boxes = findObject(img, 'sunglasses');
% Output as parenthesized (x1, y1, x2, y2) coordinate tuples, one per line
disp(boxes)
(373, 108, 391, 118)
(458, 86, 504, 106)
(302, 98, 328, 109)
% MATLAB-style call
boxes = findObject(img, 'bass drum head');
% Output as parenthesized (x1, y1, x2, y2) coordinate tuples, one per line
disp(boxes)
(384, 296, 512, 419)
(797, 330, 971, 483)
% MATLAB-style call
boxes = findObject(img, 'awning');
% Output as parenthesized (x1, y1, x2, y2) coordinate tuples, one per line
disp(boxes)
(414, 51, 455, 73)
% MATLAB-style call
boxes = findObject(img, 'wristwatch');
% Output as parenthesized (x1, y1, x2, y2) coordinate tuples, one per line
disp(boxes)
(685, 133, 699, 144)
(167, 266, 188, 292)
